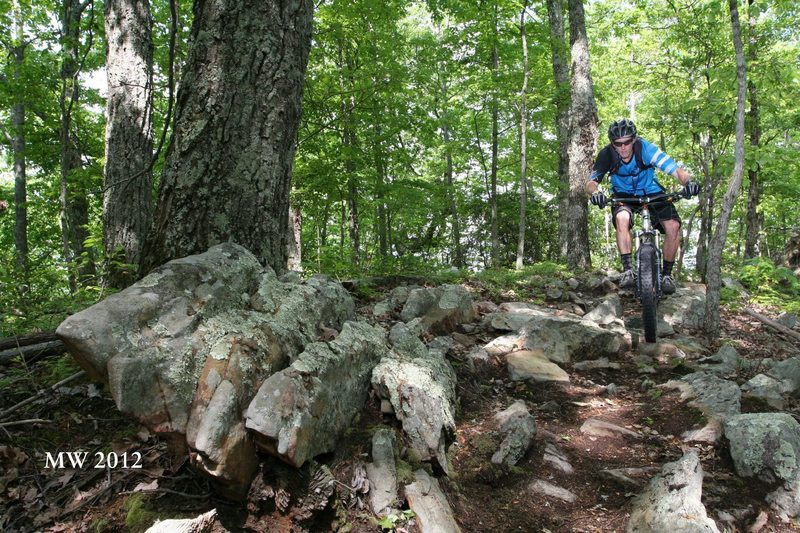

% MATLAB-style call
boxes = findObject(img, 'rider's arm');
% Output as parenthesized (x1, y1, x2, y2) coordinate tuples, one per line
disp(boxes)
(585, 179, 600, 195)
(674, 167, 692, 186)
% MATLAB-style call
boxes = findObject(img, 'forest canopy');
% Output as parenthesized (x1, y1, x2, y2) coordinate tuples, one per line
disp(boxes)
(1, 0, 799, 336)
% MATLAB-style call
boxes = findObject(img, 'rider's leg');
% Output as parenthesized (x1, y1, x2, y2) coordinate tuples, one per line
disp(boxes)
(661, 219, 681, 264)
(615, 211, 634, 283)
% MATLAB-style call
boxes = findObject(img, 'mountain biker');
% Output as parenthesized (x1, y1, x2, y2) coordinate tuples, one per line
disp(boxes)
(584, 118, 700, 294)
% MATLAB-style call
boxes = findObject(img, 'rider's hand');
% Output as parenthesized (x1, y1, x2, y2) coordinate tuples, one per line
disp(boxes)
(683, 181, 700, 198)
(590, 191, 607, 209)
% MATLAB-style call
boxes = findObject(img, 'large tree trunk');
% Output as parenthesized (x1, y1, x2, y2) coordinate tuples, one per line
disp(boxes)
(141, 0, 314, 276)
(103, 0, 154, 287)
(703, 0, 748, 337)
(515, 0, 529, 271)
(565, 0, 597, 271)
(546, 0, 571, 261)
(59, 0, 95, 289)
(743, 0, 762, 260)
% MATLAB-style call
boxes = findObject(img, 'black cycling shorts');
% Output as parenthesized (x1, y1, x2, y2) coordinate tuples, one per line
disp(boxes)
(611, 193, 681, 234)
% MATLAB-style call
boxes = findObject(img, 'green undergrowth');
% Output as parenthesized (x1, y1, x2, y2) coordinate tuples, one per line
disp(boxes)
(723, 257, 800, 314)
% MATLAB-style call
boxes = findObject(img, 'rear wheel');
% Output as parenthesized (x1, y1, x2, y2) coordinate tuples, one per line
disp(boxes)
(637, 244, 659, 343)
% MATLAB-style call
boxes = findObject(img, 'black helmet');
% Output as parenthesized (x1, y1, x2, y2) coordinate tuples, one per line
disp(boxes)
(608, 118, 637, 141)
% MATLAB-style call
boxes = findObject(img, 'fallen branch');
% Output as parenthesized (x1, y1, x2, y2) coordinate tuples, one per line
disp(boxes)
(0, 340, 67, 366)
(0, 330, 58, 351)
(0, 370, 87, 421)
(742, 308, 800, 342)
(0, 418, 52, 427)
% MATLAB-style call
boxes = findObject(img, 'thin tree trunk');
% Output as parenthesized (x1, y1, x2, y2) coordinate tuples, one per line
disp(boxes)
(103, 0, 154, 287)
(442, 121, 464, 268)
(546, 0, 571, 262)
(565, 0, 597, 271)
(516, 0, 529, 271)
(743, 0, 762, 259)
(59, 0, 95, 289)
(141, 0, 314, 276)
(704, 0, 748, 337)
(287, 204, 302, 270)
(373, 123, 388, 257)
(11, 1, 28, 275)
(490, 8, 500, 267)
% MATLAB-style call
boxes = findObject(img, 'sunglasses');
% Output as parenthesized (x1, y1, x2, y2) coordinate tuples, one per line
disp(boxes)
(613, 138, 635, 148)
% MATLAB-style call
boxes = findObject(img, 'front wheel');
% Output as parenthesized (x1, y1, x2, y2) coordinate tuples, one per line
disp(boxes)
(637, 244, 660, 343)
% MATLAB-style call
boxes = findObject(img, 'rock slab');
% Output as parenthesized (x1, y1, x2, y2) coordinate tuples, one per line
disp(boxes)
(404, 470, 462, 533)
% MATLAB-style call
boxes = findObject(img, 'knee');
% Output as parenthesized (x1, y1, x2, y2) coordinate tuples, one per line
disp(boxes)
(615, 212, 631, 230)
(663, 220, 680, 237)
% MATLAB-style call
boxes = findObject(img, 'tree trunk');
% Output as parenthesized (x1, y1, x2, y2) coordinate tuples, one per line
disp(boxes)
(287, 204, 302, 271)
(743, 0, 762, 260)
(373, 123, 388, 257)
(546, 0, 571, 262)
(515, 0, 529, 271)
(703, 0, 748, 337)
(59, 0, 95, 289)
(490, 9, 500, 268)
(565, 0, 597, 271)
(103, 0, 154, 287)
(141, 0, 314, 276)
(442, 121, 464, 268)
(10, 1, 28, 275)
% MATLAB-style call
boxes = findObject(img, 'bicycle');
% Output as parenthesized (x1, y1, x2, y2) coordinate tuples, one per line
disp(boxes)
(599, 191, 687, 343)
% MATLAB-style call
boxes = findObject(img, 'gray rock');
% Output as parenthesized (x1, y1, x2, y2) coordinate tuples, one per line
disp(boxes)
(399, 284, 475, 334)
(365, 428, 398, 516)
(662, 372, 741, 421)
(58, 243, 356, 493)
(580, 418, 640, 438)
(529, 479, 577, 503)
(573, 357, 621, 372)
(767, 357, 800, 395)
(777, 313, 798, 329)
(766, 477, 800, 521)
(506, 350, 569, 383)
(372, 336, 457, 473)
(404, 470, 462, 533)
(724, 413, 800, 484)
(682, 419, 724, 445)
(490, 400, 536, 467)
(543, 442, 573, 474)
(583, 294, 623, 325)
(466, 347, 490, 372)
(484, 314, 623, 363)
(246, 321, 388, 467)
(658, 284, 707, 330)
(722, 277, 749, 295)
(694, 345, 740, 376)
(740, 374, 787, 408)
(626, 449, 720, 533)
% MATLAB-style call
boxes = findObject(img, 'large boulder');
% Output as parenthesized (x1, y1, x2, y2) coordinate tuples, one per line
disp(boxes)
(724, 413, 800, 485)
(484, 312, 623, 363)
(626, 449, 720, 533)
(399, 284, 475, 334)
(661, 372, 741, 421)
(658, 284, 706, 330)
(245, 321, 388, 467)
(57, 243, 356, 495)
(372, 336, 458, 473)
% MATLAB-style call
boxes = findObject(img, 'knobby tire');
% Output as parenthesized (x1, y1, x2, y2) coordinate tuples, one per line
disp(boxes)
(637, 244, 659, 343)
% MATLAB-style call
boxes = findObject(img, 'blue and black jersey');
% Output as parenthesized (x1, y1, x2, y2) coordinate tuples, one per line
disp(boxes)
(587, 138, 681, 196)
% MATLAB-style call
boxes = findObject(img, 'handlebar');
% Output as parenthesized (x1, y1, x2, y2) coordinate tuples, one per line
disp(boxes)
(607, 191, 687, 208)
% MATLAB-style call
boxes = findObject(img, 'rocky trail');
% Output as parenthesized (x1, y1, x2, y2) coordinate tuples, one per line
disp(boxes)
(1, 244, 799, 532)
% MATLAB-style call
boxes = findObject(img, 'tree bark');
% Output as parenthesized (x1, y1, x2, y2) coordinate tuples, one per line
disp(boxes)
(287, 204, 302, 271)
(515, 0, 529, 271)
(59, 0, 95, 288)
(743, 0, 762, 259)
(141, 0, 314, 276)
(565, 0, 597, 271)
(103, 0, 154, 287)
(546, 0, 571, 261)
(490, 8, 500, 268)
(10, 1, 28, 275)
(441, 120, 464, 268)
(704, 0, 748, 337)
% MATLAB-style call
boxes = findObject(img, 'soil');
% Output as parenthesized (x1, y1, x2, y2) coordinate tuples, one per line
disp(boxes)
(1, 287, 799, 533)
